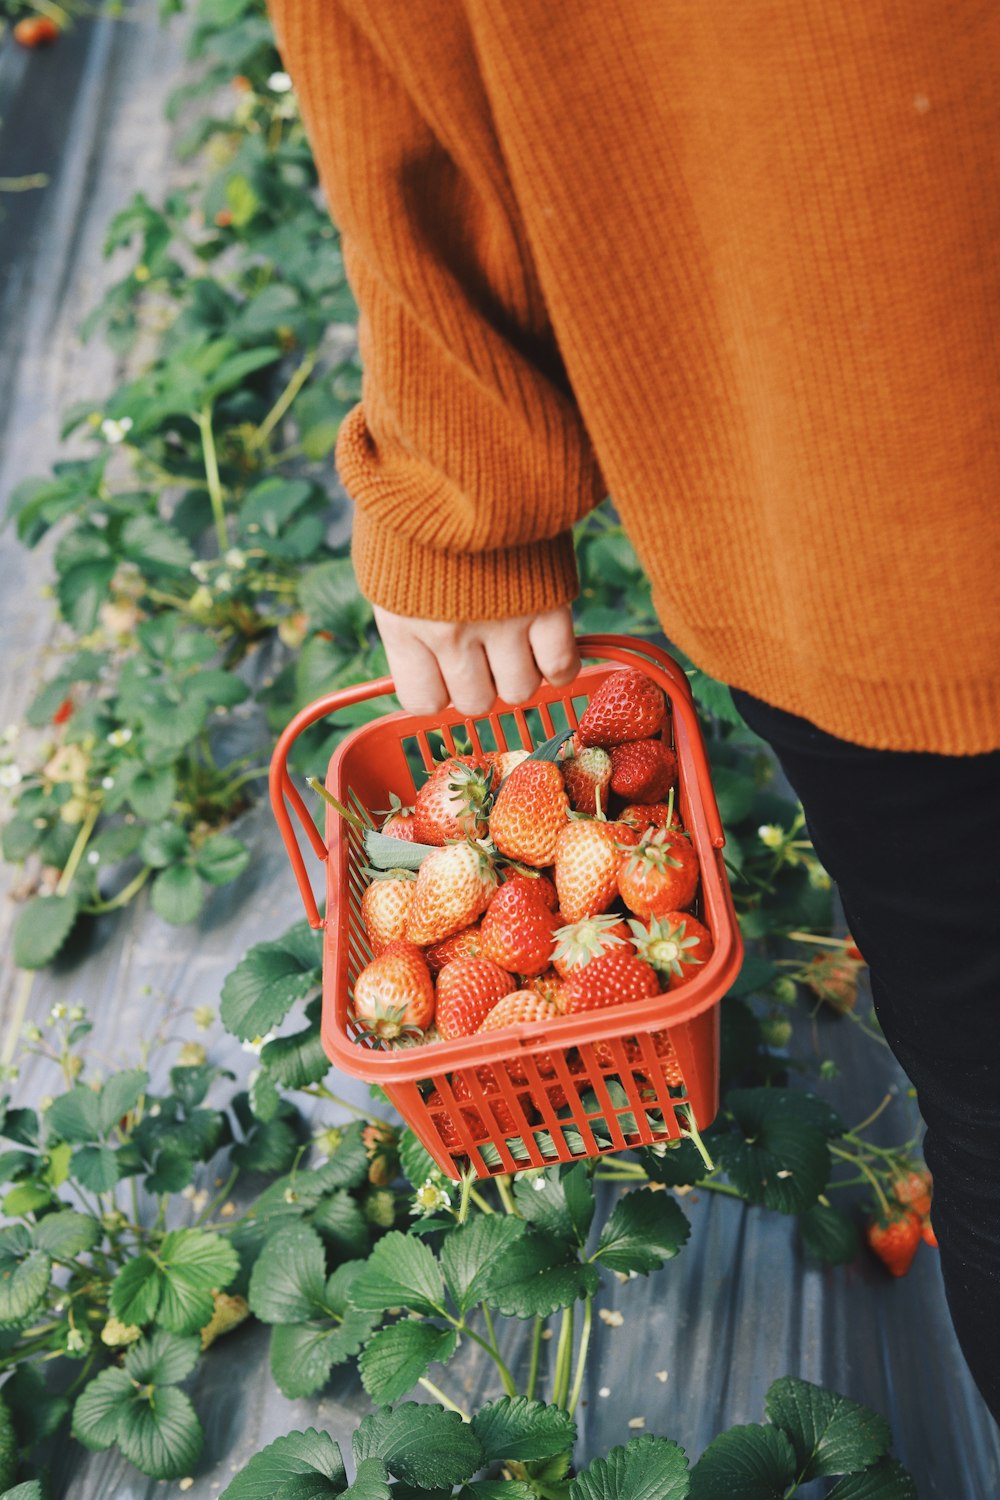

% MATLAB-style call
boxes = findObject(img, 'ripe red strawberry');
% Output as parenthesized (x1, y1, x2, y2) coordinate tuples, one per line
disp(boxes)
(436, 958, 514, 1040)
(379, 794, 420, 843)
(618, 802, 682, 832)
(866, 1210, 922, 1277)
(498, 869, 559, 911)
(412, 756, 492, 845)
(425, 923, 483, 974)
(561, 950, 661, 1015)
(618, 827, 700, 919)
(489, 760, 570, 867)
(804, 953, 861, 1014)
(527, 968, 570, 1010)
(844, 934, 866, 963)
(551, 914, 631, 982)
(360, 871, 416, 956)
(426, 1091, 487, 1151)
(52, 697, 74, 726)
(561, 746, 613, 815)
(891, 1168, 933, 1220)
(590, 1029, 684, 1085)
(478, 991, 560, 1079)
(553, 820, 622, 922)
(629, 911, 713, 988)
(478, 882, 560, 977)
(405, 842, 497, 945)
(533, 1054, 588, 1112)
(451, 1071, 530, 1135)
(353, 941, 435, 1039)
(14, 16, 60, 46)
(920, 1218, 939, 1248)
(610, 739, 677, 803)
(576, 669, 667, 748)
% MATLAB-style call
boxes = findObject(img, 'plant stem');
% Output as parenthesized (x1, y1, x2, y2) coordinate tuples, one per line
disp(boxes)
(299, 1084, 369, 1118)
(568, 1295, 592, 1417)
(830, 1144, 890, 1217)
(82, 865, 152, 915)
(196, 404, 229, 553)
(251, 348, 317, 451)
(468, 1188, 495, 1215)
(481, 1305, 517, 1398)
(459, 1322, 517, 1397)
(457, 1167, 474, 1225)
(691, 1178, 742, 1199)
(418, 1377, 469, 1419)
(526, 1316, 543, 1402)
(56, 800, 102, 896)
(1, 970, 34, 1065)
(195, 1166, 240, 1227)
(850, 1094, 894, 1135)
(494, 1174, 519, 1216)
(677, 1105, 715, 1171)
(306, 777, 369, 831)
(552, 1305, 575, 1410)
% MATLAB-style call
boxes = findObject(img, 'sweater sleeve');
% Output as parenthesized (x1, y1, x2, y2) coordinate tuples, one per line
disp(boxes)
(267, 0, 605, 621)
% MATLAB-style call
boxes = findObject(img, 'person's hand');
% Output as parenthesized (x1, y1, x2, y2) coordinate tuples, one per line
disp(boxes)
(373, 604, 581, 717)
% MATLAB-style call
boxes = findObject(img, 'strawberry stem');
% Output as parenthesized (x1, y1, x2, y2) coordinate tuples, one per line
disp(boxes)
(676, 1104, 715, 1170)
(306, 776, 368, 830)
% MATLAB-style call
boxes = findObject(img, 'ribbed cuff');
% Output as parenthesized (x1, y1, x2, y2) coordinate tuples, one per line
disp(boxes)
(351, 505, 580, 621)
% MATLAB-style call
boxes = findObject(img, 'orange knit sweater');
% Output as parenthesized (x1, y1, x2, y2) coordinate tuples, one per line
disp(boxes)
(268, 0, 1000, 755)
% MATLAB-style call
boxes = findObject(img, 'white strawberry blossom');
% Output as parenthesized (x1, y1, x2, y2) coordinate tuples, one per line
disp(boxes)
(411, 1178, 451, 1215)
(241, 1032, 275, 1055)
(107, 727, 132, 748)
(0, 764, 21, 788)
(267, 71, 292, 92)
(757, 824, 784, 849)
(100, 416, 133, 444)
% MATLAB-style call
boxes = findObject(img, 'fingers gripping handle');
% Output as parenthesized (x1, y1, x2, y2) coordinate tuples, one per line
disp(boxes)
(269, 675, 394, 929)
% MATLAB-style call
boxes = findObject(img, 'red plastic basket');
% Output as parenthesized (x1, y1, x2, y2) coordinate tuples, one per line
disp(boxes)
(270, 635, 743, 1180)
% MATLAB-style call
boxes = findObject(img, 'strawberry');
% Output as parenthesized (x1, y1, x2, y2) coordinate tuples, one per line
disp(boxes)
(804, 953, 861, 1013)
(360, 871, 416, 956)
(844, 934, 866, 963)
(489, 759, 570, 867)
(618, 827, 700, 918)
(478, 991, 560, 1079)
(412, 756, 492, 845)
(553, 820, 623, 922)
(451, 1071, 531, 1135)
(426, 1091, 487, 1151)
(920, 1218, 939, 1248)
(533, 1054, 588, 1112)
(629, 911, 713, 987)
(353, 941, 435, 1040)
(551, 914, 631, 981)
(527, 968, 570, 1009)
(425, 923, 483, 974)
(576, 669, 667, 748)
(478, 882, 560, 977)
(561, 950, 661, 1015)
(379, 794, 420, 843)
(405, 842, 498, 945)
(561, 746, 613, 815)
(618, 802, 682, 832)
(488, 748, 531, 781)
(590, 1028, 684, 1085)
(498, 869, 559, 911)
(609, 739, 677, 803)
(866, 1210, 922, 1277)
(891, 1167, 933, 1220)
(436, 957, 514, 1039)
(14, 16, 60, 46)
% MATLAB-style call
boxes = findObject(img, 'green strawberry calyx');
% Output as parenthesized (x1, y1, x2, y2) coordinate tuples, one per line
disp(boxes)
(629, 914, 703, 978)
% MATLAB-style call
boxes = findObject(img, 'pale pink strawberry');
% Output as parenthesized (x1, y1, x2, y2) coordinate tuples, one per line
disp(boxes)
(553, 820, 622, 922)
(353, 941, 435, 1039)
(478, 991, 560, 1079)
(551, 913, 631, 982)
(488, 748, 531, 782)
(379, 794, 420, 842)
(561, 746, 613, 815)
(609, 739, 677, 802)
(478, 883, 560, 977)
(618, 827, 700, 918)
(561, 950, 661, 1016)
(576, 669, 667, 747)
(412, 756, 492, 845)
(436, 957, 514, 1040)
(405, 842, 498, 945)
(629, 911, 713, 987)
(425, 923, 483, 974)
(360, 871, 416, 956)
(489, 760, 570, 867)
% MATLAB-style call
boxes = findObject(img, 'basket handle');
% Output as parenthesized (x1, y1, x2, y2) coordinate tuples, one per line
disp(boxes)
(269, 674, 394, 928)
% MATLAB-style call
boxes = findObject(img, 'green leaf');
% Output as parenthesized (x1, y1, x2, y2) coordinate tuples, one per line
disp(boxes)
(726, 1089, 845, 1140)
(310, 1191, 370, 1260)
(249, 1067, 282, 1124)
(116, 1383, 204, 1479)
(715, 1092, 836, 1215)
(344, 1457, 392, 1500)
(688, 1425, 798, 1500)
(232, 1116, 298, 1174)
(203, 346, 281, 401)
(440, 1215, 527, 1316)
(152, 865, 205, 926)
(570, 1435, 690, 1500)
(0, 1234, 50, 1327)
(128, 765, 177, 821)
(57, 559, 116, 632)
(72, 1367, 134, 1451)
(349, 1231, 446, 1316)
(798, 1203, 861, 1265)
(3, 1182, 52, 1217)
(398, 1129, 441, 1190)
(124, 1328, 201, 1385)
(72, 1145, 121, 1192)
(460, 1485, 535, 1500)
(481, 1234, 600, 1320)
(45, 1085, 101, 1144)
(140, 822, 189, 868)
(13, 893, 80, 970)
(352, 1403, 484, 1489)
(221, 924, 323, 1041)
(33, 1209, 100, 1257)
(99, 1069, 149, 1134)
(593, 1187, 690, 1274)
(3, 1361, 69, 1447)
(359, 1322, 457, 1403)
(726, 953, 780, 1000)
(260, 1024, 330, 1088)
(0, 1385, 15, 1492)
(249, 1223, 328, 1324)
(298, 558, 370, 637)
(308, 1121, 371, 1191)
(239, 477, 314, 537)
(121, 513, 195, 571)
(269, 1310, 377, 1399)
(472, 1396, 576, 1465)
(111, 1253, 162, 1326)
(155, 1228, 240, 1334)
(764, 1377, 890, 1481)
(220, 1428, 347, 1499)
(195, 834, 251, 885)
(2, 1481, 44, 1499)
(826, 1459, 918, 1499)
(512, 1164, 595, 1245)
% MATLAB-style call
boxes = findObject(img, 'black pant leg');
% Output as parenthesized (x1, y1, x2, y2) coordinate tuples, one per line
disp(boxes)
(729, 686, 1000, 1423)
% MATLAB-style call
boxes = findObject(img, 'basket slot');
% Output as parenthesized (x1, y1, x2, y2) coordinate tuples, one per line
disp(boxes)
(536, 701, 556, 738)
(413, 731, 438, 774)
